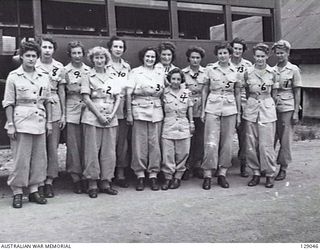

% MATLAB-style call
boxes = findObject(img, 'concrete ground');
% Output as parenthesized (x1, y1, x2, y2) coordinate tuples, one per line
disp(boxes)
(0, 140, 319, 243)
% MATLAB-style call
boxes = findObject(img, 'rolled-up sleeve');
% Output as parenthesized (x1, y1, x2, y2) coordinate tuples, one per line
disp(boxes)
(293, 67, 303, 88)
(80, 75, 90, 95)
(2, 75, 16, 108)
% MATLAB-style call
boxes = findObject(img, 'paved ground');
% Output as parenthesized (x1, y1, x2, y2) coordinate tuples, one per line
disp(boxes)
(0, 140, 319, 243)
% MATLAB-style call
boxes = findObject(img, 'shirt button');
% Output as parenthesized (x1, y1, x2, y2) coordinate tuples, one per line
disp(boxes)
(33, 102, 36, 104)
(151, 102, 153, 104)
(35, 111, 38, 114)
(33, 92, 36, 94)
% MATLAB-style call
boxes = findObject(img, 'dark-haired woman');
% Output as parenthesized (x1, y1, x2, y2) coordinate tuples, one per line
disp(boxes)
(127, 47, 165, 191)
(3, 41, 52, 208)
(182, 46, 207, 180)
(65, 41, 90, 193)
(106, 36, 131, 188)
(201, 43, 241, 190)
(36, 35, 66, 198)
(243, 43, 278, 188)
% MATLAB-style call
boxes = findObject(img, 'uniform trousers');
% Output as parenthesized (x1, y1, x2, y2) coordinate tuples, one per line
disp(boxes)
(161, 138, 190, 180)
(116, 119, 130, 178)
(275, 111, 294, 169)
(245, 120, 277, 177)
(66, 123, 83, 182)
(237, 117, 247, 164)
(201, 114, 236, 177)
(8, 133, 47, 195)
(47, 121, 61, 179)
(186, 117, 204, 169)
(82, 124, 117, 182)
(131, 120, 162, 178)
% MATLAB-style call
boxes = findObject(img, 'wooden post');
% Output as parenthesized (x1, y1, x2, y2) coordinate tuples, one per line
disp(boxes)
(105, 0, 116, 37)
(273, 0, 282, 41)
(224, 4, 233, 41)
(32, 0, 42, 38)
(168, 0, 179, 39)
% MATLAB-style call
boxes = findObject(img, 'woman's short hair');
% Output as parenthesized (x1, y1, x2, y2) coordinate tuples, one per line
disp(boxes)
(138, 46, 159, 65)
(67, 40, 85, 57)
(19, 40, 41, 57)
(166, 68, 185, 84)
(214, 42, 233, 56)
(87, 46, 111, 64)
(271, 40, 291, 53)
(185, 46, 205, 61)
(158, 41, 176, 62)
(106, 36, 127, 52)
(230, 37, 248, 52)
(253, 43, 270, 55)
(37, 35, 58, 51)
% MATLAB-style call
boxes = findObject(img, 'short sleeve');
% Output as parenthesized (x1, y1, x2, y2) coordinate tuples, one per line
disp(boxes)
(58, 67, 67, 85)
(2, 75, 16, 108)
(80, 74, 91, 95)
(293, 66, 303, 88)
(272, 72, 279, 89)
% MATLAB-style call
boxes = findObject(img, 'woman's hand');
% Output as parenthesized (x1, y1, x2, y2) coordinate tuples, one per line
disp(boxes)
(127, 114, 133, 126)
(7, 123, 16, 140)
(292, 112, 299, 125)
(46, 122, 53, 137)
(97, 114, 108, 126)
(200, 111, 206, 123)
(189, 121, 195, 134)
(236, 114, 241, 128)
(59, 115, 66, 130)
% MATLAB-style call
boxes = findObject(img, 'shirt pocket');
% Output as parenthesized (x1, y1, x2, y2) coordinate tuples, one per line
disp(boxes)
(226, 95, 235, 103)
(264, 98, 275, 108)
(16, 86, 33, 99)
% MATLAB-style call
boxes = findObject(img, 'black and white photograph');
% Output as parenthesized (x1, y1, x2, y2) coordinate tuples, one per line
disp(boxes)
(0, 0, 319, 247)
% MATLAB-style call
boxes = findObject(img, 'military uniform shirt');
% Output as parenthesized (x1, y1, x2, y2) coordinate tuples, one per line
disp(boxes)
(36, 58, 65, 122)
(273, 62, 302, 113)
(81, 69, 121, 128)
(2, 66, 51, 134)
(65, 63, 90, 124)
(162, 86, 193, 140)
(243, 65, 279, 123)
(182, 66, 208, 118)
(205, 62, 240, 116)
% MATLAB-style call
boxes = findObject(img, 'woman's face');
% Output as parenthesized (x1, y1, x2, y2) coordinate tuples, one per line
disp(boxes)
(232, 43, 244, 58)
(217, 48, 230, 64)
(21, 50, 38, 68)
(41, 40, 54, 59)
(275, 48, 289, 63)
(110, 40, 124, 59)
(160, 49, 173, 66)
(170, 72, 182, 89)
(70, 46, 84, 64)
(254, 50, 268, 67)
(93, 53, 106, 69)
(189, 52, 202, 67)
(143, 50, 156, 68)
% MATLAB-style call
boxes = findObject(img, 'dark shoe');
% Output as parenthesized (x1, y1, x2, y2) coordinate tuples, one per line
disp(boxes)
(29, 192, 47, 204)
(12, 194, 23, 209)
(217, 175, 230, 188)
(248, 175, 260, 187)
(81, 179, 88, 194)
(38, 186, 45, 198)
(265, 177, 274, 188)
(260, 170, 266, 177)
(136, 178, 145, 191)
(73, 181, 82, 194)
(240, 164, 249, 178)
(116, 179, 129, 188)
(100, 187, 118, 195)
(182, 169, 191, 180)
(150, 178, 159, 191)
(44, 184, 54, 198)
(202, 178, 211, 190)
(88, 189, 98, 198)
(275, 169, 286, 181)
(169, 178, 181, 189)
(161, 179, 171, 190)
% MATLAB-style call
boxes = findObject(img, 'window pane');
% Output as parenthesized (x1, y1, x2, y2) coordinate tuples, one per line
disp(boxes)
(42, 0, 107, 36)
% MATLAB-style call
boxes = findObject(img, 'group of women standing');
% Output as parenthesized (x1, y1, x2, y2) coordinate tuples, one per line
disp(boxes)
(2, 35, 301, 208)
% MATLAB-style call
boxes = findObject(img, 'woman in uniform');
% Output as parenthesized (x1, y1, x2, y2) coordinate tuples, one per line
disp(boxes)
(155, 42, 177, 78)
(272, 40, 302, 181)
(3, 40, 52, 208)
(36, 35, 66, 198)
(243, 43, 278, 188)
(230, 38, 253, 178)
(106, 36, 131, 188)
(201, 43, 241, 190)
(161, 68, 194, 190)
(65, 41, 90, 193)
(81, 46, 121, 198)
(127, 47, 165, 191)
(182, 46, 207, 180)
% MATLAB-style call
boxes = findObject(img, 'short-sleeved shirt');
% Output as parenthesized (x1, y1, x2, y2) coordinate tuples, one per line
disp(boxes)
(2, 66, 51, 134)
(154, 63, 177, 86)
(36, 58, 65, 122)
(242, 65, 278, 123)
(204, 62, 240, 116)
(162, 86, 193, 140)
(81, 69, 121, 128)
(273, 62, 302, 113)
(106, 59, 131, 119)
(128, 66, 165, 123)
(182, 66, 208, 118)
(65, 63, 90, 124)
(230, 58, 253, 108)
